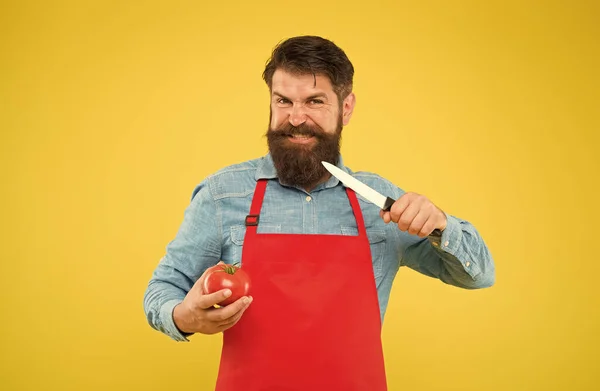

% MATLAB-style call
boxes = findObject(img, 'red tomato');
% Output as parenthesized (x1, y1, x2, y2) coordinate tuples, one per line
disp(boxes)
(202, 263, 251, 306)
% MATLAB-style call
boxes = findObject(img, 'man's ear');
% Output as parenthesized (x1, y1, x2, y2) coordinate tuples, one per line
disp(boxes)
(342, 92, 356, 126)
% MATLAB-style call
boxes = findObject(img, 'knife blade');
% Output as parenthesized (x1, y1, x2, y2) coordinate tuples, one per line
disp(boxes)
(322, 161, 396, 211)
(322, 161, 442, 236)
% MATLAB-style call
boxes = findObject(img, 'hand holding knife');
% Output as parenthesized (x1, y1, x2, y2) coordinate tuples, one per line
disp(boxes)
(322, 161, 446, 238)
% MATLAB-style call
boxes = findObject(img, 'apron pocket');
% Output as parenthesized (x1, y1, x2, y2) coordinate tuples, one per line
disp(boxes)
(340, 226, 386, 280)
(229, 223, 281, 264)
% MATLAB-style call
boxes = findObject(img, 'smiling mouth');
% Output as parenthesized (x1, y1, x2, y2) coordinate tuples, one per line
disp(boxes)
(287, 134, 315, 144)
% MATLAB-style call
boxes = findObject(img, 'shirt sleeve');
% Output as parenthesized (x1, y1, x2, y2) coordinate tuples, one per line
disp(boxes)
(143, 179, 222, 341)
(379, 178, 495, 289)
(400, 212, 496, 289)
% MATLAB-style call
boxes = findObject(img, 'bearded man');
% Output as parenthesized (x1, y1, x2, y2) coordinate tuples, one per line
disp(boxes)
(143, 35, 495, 391)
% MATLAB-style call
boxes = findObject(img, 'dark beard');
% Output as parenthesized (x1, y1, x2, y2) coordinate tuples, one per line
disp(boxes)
(266, 119, 342, 189)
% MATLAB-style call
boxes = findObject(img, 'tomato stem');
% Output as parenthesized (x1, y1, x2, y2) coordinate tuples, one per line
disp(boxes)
(220, 263, 240, 275)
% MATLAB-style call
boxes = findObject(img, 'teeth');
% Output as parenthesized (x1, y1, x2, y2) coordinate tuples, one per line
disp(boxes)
(291, 135, 311, 138)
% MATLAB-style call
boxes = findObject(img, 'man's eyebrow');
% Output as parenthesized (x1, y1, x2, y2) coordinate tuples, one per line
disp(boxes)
(272, 91, 329, 101)
(272, 91, 290, 100)
(306, 93, 329, 100)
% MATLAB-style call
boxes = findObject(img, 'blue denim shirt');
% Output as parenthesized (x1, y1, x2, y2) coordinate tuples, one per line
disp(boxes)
(143, 154, 495, 342)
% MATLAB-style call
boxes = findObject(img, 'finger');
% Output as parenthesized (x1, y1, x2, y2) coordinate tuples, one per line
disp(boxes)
(419, 217, 437, 238)
(435, 207, 448, 231)
(396, 200, 420, 231)
(209, 297, 251, 326)
(389, 193, 412, 223)
(408, 210, 428, 236)
(206, 296, 252, 322)
(380, 210, 391, 224)
(218, 299, 251, 328)
(218, 312, 245, 330)
(197, 289, 233, 310)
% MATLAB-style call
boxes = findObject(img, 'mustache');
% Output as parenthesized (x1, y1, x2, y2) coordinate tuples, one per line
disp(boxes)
(269, 123, 327, 138)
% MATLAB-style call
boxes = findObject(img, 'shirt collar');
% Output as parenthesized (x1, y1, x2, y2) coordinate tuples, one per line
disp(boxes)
(255, 152, 348, 190)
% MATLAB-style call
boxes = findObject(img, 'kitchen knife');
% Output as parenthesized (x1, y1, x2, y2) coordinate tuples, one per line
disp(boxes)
(322, 161, 442, 236)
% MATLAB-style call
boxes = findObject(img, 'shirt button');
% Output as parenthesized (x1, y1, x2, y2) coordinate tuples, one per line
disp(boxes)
(444, 240, 449, 247)
(432, 241, 439, 247)
(306, 196, 312, 202)
(466, 261, 471, 267)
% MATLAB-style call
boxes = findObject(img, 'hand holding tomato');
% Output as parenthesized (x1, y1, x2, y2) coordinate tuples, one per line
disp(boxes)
(173, 262, 253, 335)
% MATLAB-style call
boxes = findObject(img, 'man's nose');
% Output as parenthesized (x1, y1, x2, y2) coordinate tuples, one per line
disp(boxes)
(289, 105, 307, 127)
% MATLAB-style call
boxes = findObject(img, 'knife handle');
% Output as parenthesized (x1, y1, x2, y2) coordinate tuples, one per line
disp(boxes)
(382, 197, 396, 212)
(382, 197, 442, 237)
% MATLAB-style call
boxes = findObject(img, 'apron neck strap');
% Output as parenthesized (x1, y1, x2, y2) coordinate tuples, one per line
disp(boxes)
(345, 187, 368, 237)
(244, 179, 268, 234)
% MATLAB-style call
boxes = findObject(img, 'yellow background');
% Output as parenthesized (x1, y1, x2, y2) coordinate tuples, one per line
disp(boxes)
(1, 0, 598, 390)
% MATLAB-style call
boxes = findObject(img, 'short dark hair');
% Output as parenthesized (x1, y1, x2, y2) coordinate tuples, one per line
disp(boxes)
(262, 36, 354, 101)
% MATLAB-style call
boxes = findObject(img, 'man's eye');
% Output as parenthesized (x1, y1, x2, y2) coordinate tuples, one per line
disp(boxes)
(310, 99, 324, 105)
(277, 98, 291, 104)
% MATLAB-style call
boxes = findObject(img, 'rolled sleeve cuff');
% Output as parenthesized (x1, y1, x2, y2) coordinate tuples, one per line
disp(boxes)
(439, 214, 462, 255)
(428, 214, 481, 279)
(160, 299, 192, 342)
(428, 214, 461, 253)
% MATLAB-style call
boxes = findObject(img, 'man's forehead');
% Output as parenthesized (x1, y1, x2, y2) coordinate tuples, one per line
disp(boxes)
(271, 69, 334, 95)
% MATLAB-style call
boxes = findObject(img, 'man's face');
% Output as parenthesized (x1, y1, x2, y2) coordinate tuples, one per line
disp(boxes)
(266, 69, 355, 188)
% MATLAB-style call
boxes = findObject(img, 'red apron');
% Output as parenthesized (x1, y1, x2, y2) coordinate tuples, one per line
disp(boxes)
(215, 179, 388, 391)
